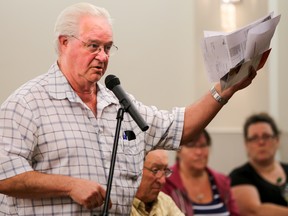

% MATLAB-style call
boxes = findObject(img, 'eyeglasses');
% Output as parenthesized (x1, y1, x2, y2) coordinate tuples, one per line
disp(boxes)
(144, 166, 173, 178)
(185, 142, 209, 149)
(246, 134, 276, 143)
(70, 35, 118, 56)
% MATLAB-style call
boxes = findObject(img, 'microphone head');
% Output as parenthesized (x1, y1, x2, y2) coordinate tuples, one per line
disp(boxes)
(105, 74, 120, 90)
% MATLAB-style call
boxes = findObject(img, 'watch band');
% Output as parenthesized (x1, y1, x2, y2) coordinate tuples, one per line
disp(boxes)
(210, 85, 227, 105)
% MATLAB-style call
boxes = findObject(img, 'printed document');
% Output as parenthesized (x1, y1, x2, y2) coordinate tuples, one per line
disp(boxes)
(201, 12, 281, 90)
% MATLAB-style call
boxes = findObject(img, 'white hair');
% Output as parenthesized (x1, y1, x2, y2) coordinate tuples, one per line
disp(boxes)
(54, 2, 113, 55)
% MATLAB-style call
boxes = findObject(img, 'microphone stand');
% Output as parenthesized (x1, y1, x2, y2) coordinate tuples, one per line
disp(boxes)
(102, 107, 125, 216)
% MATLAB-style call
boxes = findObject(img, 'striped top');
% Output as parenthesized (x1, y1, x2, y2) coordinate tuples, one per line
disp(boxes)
(192, 174, 229, 216)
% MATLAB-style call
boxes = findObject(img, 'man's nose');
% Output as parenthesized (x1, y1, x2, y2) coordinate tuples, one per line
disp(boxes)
(157, 175, 166, 185)
(95, 48, 109, 61)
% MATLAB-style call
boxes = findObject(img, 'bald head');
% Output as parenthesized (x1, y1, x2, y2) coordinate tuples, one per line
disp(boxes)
(135, 149, 169, 204)
(145, 149, 168, 166)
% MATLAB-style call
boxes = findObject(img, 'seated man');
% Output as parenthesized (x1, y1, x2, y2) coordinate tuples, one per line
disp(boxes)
(130, 149, 184, 216)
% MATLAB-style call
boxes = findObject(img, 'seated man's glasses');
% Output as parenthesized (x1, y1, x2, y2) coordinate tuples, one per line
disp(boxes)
(144, 167, 173, 178)
(70, 35, 118, 56)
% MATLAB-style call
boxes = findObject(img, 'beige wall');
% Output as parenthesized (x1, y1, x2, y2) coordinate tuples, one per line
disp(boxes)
(0, 0, 287, 174)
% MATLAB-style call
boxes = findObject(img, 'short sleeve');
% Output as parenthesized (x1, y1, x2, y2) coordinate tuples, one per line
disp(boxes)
(229, 165, 253, 187)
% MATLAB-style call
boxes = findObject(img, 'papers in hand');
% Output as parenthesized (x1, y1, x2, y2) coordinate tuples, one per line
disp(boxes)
(201, 12, 281, 90)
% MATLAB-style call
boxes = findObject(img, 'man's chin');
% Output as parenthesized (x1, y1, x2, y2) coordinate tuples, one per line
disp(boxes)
(150, 188, 161, 196)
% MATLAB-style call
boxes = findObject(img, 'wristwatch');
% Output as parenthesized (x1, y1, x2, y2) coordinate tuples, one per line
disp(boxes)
(210, 85, 227, 105)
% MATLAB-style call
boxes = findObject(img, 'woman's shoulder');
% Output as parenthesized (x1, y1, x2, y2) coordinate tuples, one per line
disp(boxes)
(280, 162, 288, 174)
(207, 167, 229, 179)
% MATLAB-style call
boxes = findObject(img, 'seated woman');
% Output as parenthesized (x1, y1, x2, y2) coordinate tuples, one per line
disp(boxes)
(162, 129, 239, 216)
(229, 112, 288, 216)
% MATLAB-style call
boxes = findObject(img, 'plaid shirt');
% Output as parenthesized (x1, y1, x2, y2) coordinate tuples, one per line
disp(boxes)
(0, 63, 184, 215)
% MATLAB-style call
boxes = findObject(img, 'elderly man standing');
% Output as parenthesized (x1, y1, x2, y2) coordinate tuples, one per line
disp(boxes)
(0, 2, 257, 216)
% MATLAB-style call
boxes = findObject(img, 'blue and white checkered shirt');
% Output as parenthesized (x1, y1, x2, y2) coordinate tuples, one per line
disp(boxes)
(0, 63, 184, 215)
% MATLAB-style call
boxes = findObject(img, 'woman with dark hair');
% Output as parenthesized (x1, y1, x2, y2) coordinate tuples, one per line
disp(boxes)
(229, 112, 288, 216)
(162, 129, 239, 216)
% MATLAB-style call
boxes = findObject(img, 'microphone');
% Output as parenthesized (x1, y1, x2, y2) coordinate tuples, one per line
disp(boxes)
(105, 74, 149, 132)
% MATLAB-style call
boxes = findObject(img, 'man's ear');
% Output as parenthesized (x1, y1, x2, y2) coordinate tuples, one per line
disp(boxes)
(58, 35, 69, 50)
(58, 35, 69, 53)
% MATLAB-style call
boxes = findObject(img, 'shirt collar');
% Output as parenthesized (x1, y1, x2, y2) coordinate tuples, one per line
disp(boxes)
(132, 196, 159, 213)
(47, 62, 78, 102)
(47, 62, 119, 106)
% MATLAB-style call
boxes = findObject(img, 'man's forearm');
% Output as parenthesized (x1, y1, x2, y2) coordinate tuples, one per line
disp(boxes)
(181, 83, 228, 144)
(0, 171, 73, 199)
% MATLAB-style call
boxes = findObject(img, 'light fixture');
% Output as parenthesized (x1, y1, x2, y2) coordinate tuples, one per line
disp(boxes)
(220, 0, 241, 31)
(222, 0, 241, 3)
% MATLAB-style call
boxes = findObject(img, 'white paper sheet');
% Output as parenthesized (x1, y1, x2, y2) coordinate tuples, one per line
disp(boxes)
(201, 12, 281, 90)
